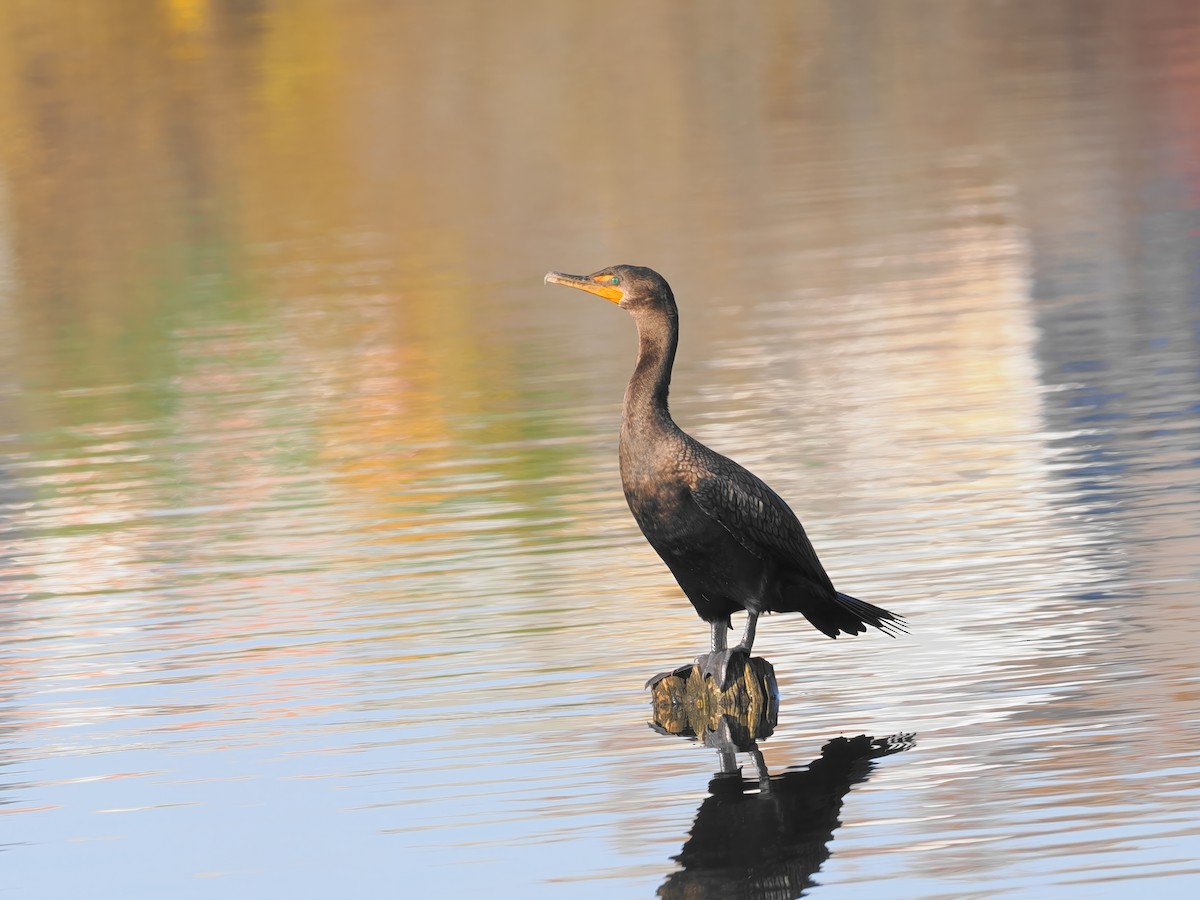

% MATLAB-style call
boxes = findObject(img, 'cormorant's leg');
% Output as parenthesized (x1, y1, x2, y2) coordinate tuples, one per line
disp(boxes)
(710, 619, 728, 653)
(646, 617, 752, 690)
(711, 718, 739, 774)
(750, 747, 770, 793)
(644, 619, 730, 689)
(696, 615, 753, 689)
(735, 612, 758, 655)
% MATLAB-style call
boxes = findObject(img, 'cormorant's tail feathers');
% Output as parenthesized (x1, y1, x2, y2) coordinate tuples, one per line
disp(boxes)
(834, 591, 907, 637)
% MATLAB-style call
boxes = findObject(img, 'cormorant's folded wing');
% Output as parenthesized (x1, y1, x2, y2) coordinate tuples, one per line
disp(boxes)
(690, 467, 824, 573)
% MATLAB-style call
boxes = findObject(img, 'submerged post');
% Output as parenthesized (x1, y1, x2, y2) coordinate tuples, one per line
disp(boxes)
(649, 657, 779, 744)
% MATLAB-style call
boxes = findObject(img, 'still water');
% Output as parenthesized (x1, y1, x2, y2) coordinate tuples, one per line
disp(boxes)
(3, 1, 1200, 897)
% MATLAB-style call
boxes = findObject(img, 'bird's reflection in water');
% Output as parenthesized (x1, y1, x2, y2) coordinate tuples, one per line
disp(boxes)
(653, 689, 913, 899)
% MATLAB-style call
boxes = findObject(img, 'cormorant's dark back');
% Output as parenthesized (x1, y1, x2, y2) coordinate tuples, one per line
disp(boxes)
(544, 265, 904, 685)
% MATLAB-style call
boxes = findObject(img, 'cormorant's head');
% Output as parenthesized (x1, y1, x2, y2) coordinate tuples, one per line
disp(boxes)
(544, 265, 675, 315)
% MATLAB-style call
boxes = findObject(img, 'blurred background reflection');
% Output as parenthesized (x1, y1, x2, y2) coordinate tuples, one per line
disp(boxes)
(1, 1, 1198, 897)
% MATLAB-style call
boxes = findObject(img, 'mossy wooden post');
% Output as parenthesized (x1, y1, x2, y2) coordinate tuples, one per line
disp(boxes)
(649, 657, 779, 744)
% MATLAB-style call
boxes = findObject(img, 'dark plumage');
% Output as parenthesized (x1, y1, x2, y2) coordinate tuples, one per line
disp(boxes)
(545, 265, 904, 684)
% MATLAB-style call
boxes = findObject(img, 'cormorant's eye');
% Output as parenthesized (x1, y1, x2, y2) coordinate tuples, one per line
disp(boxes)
(610, 276, 620, 285)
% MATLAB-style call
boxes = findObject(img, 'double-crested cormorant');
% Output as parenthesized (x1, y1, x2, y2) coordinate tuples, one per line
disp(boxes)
(545, 265, 904, 685)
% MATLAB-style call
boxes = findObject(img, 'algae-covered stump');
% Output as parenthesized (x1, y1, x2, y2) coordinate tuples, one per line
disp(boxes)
(649, 656, 779, 743)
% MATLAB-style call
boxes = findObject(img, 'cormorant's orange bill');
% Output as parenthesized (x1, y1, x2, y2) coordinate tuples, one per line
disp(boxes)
(544, 271, 624, 303)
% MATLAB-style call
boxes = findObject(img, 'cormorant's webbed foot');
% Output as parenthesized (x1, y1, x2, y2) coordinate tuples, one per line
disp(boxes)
(695, 646, 751, 690)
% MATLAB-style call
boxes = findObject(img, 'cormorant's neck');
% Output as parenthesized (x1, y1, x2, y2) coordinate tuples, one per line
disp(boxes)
(623, 302, 679, 434)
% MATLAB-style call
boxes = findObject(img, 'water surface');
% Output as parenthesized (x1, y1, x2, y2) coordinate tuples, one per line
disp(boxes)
(2, 2, 1200, 897)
